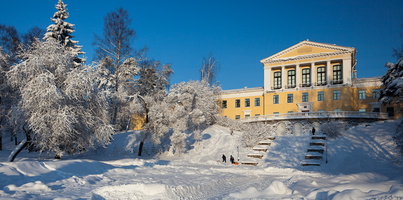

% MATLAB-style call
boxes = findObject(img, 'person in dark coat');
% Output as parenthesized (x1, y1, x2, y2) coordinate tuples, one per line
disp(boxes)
(312, 127, 316, 135)
(230, 155, 235, 164)
(222, 154, 226, 163)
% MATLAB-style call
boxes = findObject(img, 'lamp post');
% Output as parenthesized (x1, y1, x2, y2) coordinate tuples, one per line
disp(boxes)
(325, 132, 328, 163)
(237, 146, 239, 161)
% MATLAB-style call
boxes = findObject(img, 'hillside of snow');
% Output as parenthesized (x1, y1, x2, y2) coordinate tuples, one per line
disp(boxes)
(0, 120, 402, 199)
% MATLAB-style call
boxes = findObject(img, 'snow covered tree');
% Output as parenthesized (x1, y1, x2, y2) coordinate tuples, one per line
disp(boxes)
(7, 39, 113, 159)
(44, 0, 84, 66)
(200, 53, 219, 86)
(0, 48, 8, 150)
(379, 58, 403, 105)
(93, 8, 142, 129)
(144, 81, 220, 154)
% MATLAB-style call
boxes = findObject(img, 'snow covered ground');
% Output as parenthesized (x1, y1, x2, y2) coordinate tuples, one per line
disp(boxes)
(0, 120, 402, 199)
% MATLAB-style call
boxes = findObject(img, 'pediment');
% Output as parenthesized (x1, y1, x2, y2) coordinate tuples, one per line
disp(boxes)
(261, 40, 356, 64)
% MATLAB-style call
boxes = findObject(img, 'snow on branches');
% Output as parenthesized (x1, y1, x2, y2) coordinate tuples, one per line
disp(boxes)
(379, 58, 403, 105)
(44, 0, 84, 66)
(144, 81, 221, 154)
(7, 39, 113, 158)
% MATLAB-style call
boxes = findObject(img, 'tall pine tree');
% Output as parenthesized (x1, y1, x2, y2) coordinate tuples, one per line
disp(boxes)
(44, 0, 84, 66)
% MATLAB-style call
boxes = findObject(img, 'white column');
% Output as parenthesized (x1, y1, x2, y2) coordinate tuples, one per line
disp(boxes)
(296, 63, 300, 88)
(281, 66, 286, 89)
(311, 62, 316, 86)
(326, 60, 331, 85)
(342, 58, 352, 84)
(264, 66, 272, 91)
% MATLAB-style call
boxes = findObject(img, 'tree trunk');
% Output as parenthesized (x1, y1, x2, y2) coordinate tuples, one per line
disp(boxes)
(8, 138, 27, 162)
(138, 141, 144, 156)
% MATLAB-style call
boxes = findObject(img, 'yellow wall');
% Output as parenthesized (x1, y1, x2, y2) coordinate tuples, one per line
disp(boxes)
(220, 94, 264, 119)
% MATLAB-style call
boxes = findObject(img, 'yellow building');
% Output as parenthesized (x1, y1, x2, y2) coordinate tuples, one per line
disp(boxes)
(219, 40, 401, 120)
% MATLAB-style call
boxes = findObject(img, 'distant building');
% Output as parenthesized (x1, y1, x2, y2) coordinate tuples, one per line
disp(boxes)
(219, 40, 401, 121)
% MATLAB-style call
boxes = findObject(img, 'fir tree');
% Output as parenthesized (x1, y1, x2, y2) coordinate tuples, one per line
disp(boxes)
(44, 0, 84, 66)
(379, 58, 403, 105)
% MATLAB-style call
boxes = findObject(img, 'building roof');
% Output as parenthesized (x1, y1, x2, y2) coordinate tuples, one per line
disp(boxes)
(260, 40, 356, 64)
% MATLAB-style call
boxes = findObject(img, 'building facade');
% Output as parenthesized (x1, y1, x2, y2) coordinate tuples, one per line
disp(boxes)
(219, 40, 401, 120)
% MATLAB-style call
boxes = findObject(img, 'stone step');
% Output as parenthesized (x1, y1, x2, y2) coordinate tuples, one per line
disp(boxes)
(305, 155, 323, 160)
(307, 148, 324, 154)
(302, 163, 321, 166)
(241, 161, 259, 166)
(253, 145, 268, 152)
(266, 136, 276, 140)
(310, 142, 325, 146)
(247, 154, 264, 159)
(258, 140, 272, 146)
(312, 136, 327, 140)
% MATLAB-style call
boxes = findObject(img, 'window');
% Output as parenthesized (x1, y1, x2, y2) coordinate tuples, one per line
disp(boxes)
(288, 111, 294, 113)
(372, 108, 380, 112)
(387, 107, 394, 117)
(334, 108, 341, 112)
(333, 90, 340, 100)
(359, 108, 366, 112)
(372, 89, 380, 99)
(273, 112, 279, 115)
(235, 99, 241, 107)
(273, 95, 279, 104)
(245, 114, 250, 118)
(287, 94, 293, 103)
(287, 70, 296, 88)
(302, 92, 308, 102)
(317, 66, 326, 85)
(318, 91, 324, 101)
(221, 100, 227, 109)
(235, 115, 240, 119)
(245, 98, 250, 107)
(274, 71, 282, 89)
(254, 98, 261, 107)
(302, 68, 311, 87)
(358, 90, 366, 100)
(333, 65, 343, 84)
(255, 114, 260, 116)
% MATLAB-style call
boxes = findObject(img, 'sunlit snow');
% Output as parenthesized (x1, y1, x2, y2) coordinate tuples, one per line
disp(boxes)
(0, 120, 402, 199)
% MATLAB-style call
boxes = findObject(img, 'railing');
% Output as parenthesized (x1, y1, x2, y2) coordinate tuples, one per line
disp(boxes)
(240, 111, 389, 122)
(315, 81, 327, 86)
(299, 83, 311, 87)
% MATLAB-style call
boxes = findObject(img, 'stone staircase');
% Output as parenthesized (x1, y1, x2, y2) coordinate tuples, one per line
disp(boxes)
(302, 135, 327, 166)
(241, 136, 275, 166)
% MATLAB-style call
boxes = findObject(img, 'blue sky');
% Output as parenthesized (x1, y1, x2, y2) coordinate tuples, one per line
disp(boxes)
(0, 0, 402, 90)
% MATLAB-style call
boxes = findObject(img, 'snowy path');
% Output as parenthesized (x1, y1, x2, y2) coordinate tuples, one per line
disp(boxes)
(0, 122, 402, 199)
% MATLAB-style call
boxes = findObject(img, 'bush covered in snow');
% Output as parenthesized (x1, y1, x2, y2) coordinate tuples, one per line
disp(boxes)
(320, 120, 347, 138)
(217, 116, 272, 147)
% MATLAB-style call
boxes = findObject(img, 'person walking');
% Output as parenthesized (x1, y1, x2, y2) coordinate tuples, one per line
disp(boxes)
(222, 154, 226, 163)
(312, 127, 316, 135)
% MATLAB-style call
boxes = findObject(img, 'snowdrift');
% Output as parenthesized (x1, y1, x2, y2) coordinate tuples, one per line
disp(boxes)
(0, 120, 402, 199)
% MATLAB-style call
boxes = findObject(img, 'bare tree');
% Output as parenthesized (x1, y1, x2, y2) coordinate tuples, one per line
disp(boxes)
(200, 53, 219, 86)
(0, 24, 20, 63)
(21, 27, 46, 49)
(93, 8, 141, 129)
(393, 23, 403, 60)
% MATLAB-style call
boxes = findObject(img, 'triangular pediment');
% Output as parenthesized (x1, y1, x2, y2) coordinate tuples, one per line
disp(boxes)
(261, 40, 356, 64)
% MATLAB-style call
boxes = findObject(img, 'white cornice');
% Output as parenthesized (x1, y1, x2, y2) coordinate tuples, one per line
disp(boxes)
(260, 40, 356, 64)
